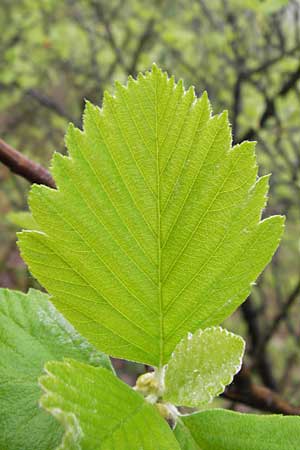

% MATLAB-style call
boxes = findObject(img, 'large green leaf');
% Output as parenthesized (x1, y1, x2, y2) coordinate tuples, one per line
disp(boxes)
(18, 65, 284, 367)
(0, 288, 112, 450)
(164, 327, 245, 407)
(174, 409, 300, 450)
(173, 421, 199, 450)
(40, 358, 181, 450)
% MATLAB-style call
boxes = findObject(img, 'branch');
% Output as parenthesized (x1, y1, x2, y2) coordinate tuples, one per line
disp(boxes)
(223, 366, 300, 415)
(198, 0, 219, 28)
(128, 18, 155, 76)
(244, 44, 300, 78)
(91, 1, 128, 72)
(0, 138, 55, 188)
(231, 73, 242, 137)
(239, 63, 300, 142)
(261, 280, 300, 349)
(241, 296, 278, 390)
(26, 89, 80, 126)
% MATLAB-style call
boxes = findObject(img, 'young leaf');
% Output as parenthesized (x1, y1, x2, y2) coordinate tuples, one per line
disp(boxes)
(164, 327, 245, 407)
(18, 65, 284, 367)
(0, 288, 112, 450)
(40, 358, 181, 450)
(174, 409, 300, 450)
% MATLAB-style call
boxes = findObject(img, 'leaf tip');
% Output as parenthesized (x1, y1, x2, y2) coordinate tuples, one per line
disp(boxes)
(151, 62, 159, 72)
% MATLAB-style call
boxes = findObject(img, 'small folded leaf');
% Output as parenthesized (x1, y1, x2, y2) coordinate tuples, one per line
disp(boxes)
(0, 288, 112, 450)
(174, 409, 300, 450)
(18, 65, 284, 367)
(40, 358, 181, 450)
(164, 327, 245, 407)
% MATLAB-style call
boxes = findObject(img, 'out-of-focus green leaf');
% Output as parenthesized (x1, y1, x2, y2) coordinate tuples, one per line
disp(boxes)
(0, 288, 112, 450)
(231, 0, 288, 14)
(8, 211, 40, 230)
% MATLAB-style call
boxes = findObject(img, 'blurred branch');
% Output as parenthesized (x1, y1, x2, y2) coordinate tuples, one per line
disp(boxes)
(224, 366, 300, 415)
(198, 0, 219, 28)
(26, 89, 80, 126)
(240, 63, 300, 142)
(244, 44, 300, 78)
(261, 280, 300, 349)
(0, 138, 55, 188)
(232, 70, 243, 137)
(241, 297, 278, 390)
(91, 1, 128, 71)
(128, 18, 156, 76)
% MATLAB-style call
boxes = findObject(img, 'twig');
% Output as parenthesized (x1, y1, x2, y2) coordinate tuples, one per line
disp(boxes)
(223, 366, 300, 415)
(0, 138, 55, 188)
(26, 89, 79, 126)
(261, 280, 300, 348)
(92, 1, 128, 71)
(128, 18, 155, 76)
(240, 63, 300, 142)
(241, 296, 278, 390)
(244, 44, 300, 78)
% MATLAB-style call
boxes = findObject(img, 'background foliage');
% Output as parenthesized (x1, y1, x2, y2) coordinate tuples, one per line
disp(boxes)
(0, 0, 299, 413)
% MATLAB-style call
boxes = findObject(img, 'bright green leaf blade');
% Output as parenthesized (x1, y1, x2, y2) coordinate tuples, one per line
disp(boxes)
(164, 327, 245, 407)
(18, 65, 284, 367)
(40, 358, 181, 450)
(173, 420, 199, 450)
(0, 288, 112, 450)
(174, 409, 300, 450)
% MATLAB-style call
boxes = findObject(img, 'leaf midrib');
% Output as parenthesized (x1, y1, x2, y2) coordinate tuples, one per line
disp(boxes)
(155, 73, 164, 368)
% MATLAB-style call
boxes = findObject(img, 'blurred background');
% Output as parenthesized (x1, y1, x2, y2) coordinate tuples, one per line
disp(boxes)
(0, 0, 299, 413)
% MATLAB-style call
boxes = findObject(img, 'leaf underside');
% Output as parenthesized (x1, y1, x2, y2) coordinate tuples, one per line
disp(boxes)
(175, 409, 300, 450)
(40, 358, 181, 450)
(164, 327, 245, 407)
(0, 288, 111, 450)
(18, 65, 284, 367)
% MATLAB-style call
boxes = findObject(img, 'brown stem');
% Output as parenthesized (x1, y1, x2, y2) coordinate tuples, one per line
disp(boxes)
(0, 138, 56, 188)
(261, 280, 300, 349)
(223, 366, 300, 415)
